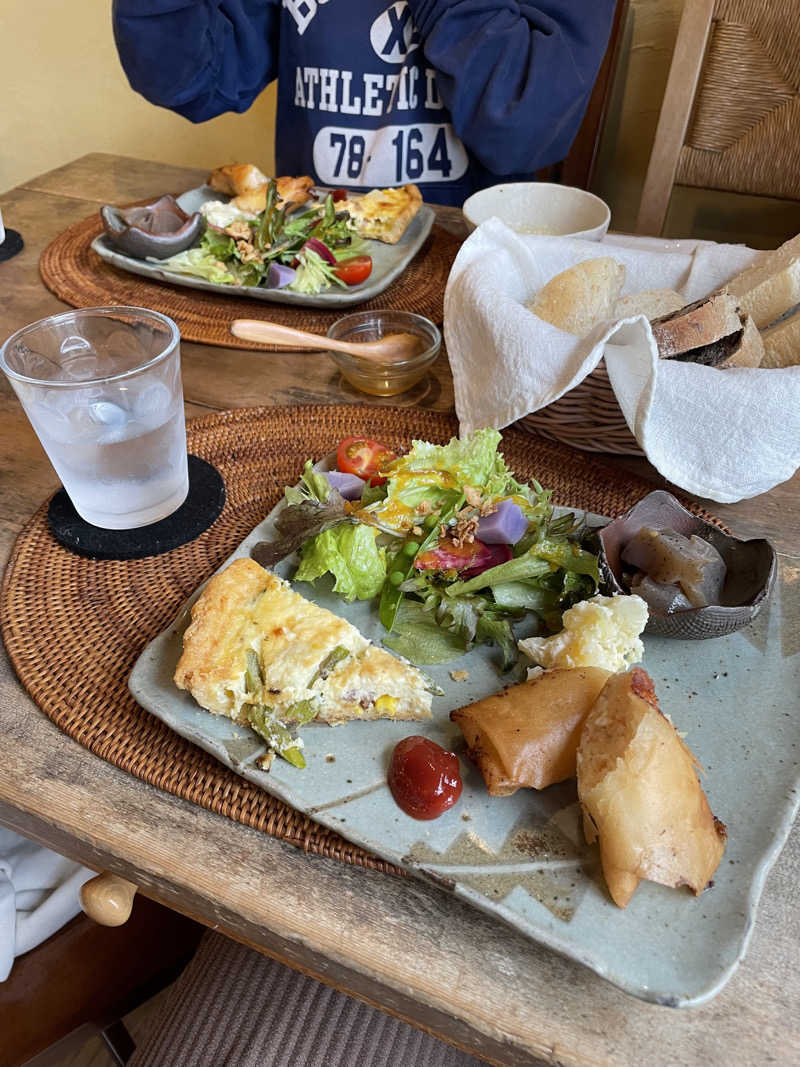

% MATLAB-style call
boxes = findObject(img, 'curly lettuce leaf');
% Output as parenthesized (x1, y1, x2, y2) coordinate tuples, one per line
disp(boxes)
(295, 523, 386, 601)
(158, 247, 236, 284)
(387, 428, 513, 495)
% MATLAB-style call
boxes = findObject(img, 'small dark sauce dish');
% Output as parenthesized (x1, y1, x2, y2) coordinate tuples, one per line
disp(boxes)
(101, 195, 204, 260)
(598, 490, 777, 640)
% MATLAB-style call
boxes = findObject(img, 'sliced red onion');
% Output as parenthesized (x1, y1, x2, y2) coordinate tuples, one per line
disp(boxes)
(303, 237, 336, 265)
(477, 500, 528, 545)
(266, 262, 296, 289)
(462, 542, 513, 578)
(324, 470, 365, 500)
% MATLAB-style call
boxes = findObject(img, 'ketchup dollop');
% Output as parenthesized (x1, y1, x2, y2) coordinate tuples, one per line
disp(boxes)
(388, 736, 463, 820)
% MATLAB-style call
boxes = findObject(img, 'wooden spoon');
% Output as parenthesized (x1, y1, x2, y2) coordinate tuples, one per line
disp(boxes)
(230, 319, 424, 363)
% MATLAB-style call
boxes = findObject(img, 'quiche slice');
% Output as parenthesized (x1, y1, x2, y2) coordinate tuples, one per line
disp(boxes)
(338, 184, 423, 244)
(174, 558, 433, 731)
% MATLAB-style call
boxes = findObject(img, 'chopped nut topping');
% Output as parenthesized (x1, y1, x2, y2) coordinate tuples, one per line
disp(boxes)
(415, 500, 433, 516)
(236, 239, 264, 264)
(464, 486, 482, 508)
(411, 525, 423, 536)
(450, 513, 480, 547)
(224, 220, 252, 240)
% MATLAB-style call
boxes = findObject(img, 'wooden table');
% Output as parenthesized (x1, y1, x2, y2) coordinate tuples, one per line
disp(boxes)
(1, 154, 798, 1067)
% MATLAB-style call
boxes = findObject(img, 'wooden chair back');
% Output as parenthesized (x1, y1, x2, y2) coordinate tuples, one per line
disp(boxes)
(637, 0, 800, 235)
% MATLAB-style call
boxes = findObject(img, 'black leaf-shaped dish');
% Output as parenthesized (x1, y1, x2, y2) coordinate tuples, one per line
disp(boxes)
(101, 195, 204, 260)
(598, 490, 777, 639)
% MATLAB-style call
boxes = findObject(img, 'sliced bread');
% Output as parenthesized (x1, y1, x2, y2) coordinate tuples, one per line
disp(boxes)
(613, 288, 684, 320)
(667, 314, 763, 369)
(722, 233, 800, 328)
(760, 311, 800, 368)
(650, 293, 741, 358)
(528, 257, 625, 336)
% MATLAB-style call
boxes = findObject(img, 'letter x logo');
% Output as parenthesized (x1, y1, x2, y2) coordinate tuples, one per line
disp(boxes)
(370, 2, 420, 63)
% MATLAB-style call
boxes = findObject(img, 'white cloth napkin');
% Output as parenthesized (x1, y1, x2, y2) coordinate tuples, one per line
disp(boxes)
(0, 827, 94, 980)
(444, 219, 800, 502)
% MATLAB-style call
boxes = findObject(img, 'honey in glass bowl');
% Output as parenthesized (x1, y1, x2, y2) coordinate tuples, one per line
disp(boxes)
(326, 311, 440, 397)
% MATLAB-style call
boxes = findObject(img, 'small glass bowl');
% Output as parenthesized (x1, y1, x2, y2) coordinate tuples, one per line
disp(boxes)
(326, 310, 441, 397)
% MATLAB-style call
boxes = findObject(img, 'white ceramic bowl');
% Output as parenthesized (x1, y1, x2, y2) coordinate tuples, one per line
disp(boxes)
(462, 182, 610, 241)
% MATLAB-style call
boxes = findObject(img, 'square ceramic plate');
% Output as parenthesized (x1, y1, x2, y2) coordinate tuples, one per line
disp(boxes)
(91, 186, 435, 308)
(129, 464, 799, 1007)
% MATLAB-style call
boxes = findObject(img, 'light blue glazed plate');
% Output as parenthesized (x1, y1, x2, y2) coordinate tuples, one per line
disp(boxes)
(129, 468, 799, 1007)
(92, 185, 435, 308)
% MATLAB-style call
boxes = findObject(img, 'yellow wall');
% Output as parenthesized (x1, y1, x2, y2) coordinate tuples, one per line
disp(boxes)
(0, 0, 277, 191)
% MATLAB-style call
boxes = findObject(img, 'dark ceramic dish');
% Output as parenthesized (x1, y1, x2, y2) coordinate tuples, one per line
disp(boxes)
(598, 490, 776, 639)
(101, 195, 204, 260)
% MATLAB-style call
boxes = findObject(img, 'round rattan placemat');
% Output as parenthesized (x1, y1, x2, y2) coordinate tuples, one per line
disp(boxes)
(39, 206, 460, 351)
(2, 405, 675, 875)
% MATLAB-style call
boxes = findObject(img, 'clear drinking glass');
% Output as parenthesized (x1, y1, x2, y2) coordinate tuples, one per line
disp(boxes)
(1, 306, 189, 529)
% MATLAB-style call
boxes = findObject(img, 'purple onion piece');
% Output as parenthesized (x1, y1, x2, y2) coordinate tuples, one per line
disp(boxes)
(324, 471, 365, 500)
(303, 237, 336, 265)
(476, 499, 528, 545)
(267, 262, 296, 289)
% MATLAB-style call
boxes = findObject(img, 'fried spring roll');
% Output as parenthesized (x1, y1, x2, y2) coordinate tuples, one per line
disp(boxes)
(576, 668, 726, 908)
(450, 668, 612, 796)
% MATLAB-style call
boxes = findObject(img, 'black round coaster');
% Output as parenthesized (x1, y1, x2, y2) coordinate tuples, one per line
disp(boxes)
(0, 229, 23, 262)
(47, 455, 226, 560)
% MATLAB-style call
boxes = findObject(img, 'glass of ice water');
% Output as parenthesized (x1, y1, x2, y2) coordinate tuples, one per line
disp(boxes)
(1, 306, 189, 529)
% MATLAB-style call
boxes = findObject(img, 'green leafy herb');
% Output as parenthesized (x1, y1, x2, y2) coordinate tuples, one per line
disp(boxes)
(382, 600, 467, 664)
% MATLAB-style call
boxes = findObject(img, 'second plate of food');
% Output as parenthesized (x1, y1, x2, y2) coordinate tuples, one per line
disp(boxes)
(92, 184, 435, 308)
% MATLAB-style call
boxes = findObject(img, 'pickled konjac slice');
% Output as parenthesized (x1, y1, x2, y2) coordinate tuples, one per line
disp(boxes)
(621, 527, 726, 608)
(630, 573, 693, 614)
(450, 667, 611, 796)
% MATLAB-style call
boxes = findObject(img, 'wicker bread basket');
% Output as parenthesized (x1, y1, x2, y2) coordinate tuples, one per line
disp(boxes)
(519, 360, 645, 456)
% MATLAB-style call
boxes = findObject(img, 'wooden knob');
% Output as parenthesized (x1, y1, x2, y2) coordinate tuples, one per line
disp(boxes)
(80, 872, 138, 926)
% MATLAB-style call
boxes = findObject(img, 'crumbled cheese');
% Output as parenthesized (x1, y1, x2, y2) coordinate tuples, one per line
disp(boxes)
(450, 669, 470, 682)
(519, 594, 648, 673)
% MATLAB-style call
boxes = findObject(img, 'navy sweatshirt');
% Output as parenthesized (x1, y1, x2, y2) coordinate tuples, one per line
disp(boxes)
(113, 0, 614, 206)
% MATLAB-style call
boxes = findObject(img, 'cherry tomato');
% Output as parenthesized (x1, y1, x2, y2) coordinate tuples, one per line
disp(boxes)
(388, 736, 463, 820)
(333, 255, 373, 286)
(337, 436, 396, 486)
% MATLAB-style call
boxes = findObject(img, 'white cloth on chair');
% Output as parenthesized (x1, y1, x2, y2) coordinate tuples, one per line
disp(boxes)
(0, 827, 94, 980)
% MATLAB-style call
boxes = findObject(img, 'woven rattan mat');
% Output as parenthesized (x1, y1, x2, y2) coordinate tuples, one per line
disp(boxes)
(3, 405, 675, 875)
(39, 205, 460, 351)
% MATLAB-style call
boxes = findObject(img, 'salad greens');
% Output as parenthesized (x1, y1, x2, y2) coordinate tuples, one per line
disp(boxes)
(159, 179, 368, 295)
(254, 429, 600, 672)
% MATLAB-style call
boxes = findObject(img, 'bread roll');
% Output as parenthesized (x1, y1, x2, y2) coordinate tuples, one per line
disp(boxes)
(577, 668, 726, 909)
(528, 258, 625, 336)
(761, 310, 800, 368)
(613, 289, 684, 320)
(723, 233, 800, 328)
(651, 293, 741, 358)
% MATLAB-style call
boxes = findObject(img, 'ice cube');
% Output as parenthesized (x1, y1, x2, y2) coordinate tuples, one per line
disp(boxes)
(132, 382, 173, 421)
(89, 400, 128, 426)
